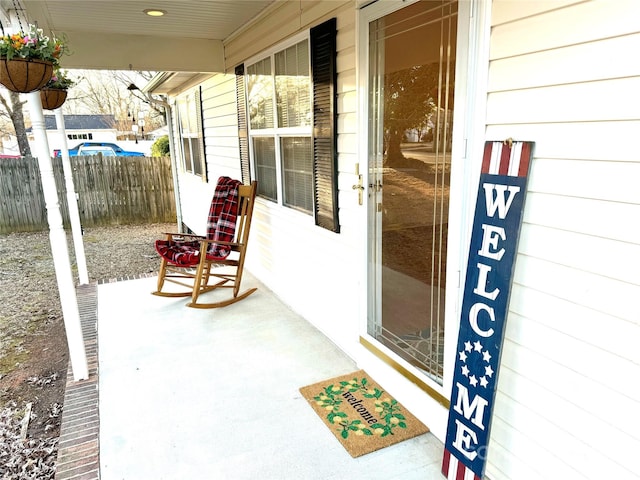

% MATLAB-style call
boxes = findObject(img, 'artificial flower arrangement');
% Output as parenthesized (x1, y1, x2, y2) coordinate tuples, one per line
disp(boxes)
(39, 68, 74, 109)
(44, 68, 74, 90)
(0, 24, 69, 93)
(0, 24, 67, 64)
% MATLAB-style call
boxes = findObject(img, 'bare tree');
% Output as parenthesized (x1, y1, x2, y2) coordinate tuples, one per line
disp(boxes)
(0, 69, 165, 156)
(64, 70, 165, 136)
(0, 91, 32, 156)
(113, 70, 165, 118)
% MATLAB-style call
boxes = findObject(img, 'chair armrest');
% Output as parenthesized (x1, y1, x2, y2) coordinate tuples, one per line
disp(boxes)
(199, 239, 239, 247)
(162, 232, 206, 241)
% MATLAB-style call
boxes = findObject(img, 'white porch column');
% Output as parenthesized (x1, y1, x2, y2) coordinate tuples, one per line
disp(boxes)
(27, 92, 89, 381)
(54, 109, 89, 285)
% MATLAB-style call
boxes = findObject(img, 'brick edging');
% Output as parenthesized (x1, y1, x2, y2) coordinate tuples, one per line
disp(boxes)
(55, 283, 100, 480)
(56, 273, 156, 480)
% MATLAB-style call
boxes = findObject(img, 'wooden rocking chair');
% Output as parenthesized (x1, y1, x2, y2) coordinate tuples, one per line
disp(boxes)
(152, 178, 258, 308)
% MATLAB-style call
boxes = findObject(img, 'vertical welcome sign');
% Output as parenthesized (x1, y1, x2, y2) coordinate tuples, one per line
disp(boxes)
(442, 140, 534, 480)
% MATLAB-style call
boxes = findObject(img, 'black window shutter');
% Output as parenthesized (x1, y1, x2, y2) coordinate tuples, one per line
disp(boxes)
(235, 63, 251, 185)
(311, 17, 339, 233)
(196, 86, 208, 182)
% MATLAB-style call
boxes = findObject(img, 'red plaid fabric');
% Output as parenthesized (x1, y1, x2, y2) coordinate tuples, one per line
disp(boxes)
(155, 176, 242, 266)
(205, 176, 242, 260)
(154, 239, 201, 266)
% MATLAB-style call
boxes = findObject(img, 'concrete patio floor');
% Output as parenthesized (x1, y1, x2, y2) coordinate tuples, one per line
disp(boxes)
(95, 271, 445, 479)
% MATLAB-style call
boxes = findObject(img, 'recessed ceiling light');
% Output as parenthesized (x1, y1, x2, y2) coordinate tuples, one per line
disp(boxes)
(144, 9, 167, 17)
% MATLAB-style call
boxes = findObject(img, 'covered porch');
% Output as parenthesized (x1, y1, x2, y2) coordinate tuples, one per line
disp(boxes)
(56, 271, 444, 480)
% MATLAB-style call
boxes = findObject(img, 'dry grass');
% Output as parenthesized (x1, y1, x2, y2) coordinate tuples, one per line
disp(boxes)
(0, 222, 175, 479)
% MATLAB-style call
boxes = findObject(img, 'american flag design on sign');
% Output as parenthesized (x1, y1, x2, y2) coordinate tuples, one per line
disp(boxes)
(481, 140, 532, 177)
(442, 140, 534, 480)
(442, 448, 481, 480)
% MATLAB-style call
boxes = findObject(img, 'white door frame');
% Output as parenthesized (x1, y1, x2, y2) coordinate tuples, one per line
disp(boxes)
(355, 0, 492, 438)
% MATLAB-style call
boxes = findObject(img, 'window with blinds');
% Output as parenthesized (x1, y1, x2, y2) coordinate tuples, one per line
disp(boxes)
(246, 39, 313, 214)
(282, 136, 313, 212)
(275, 42, 311, 128)
(237, 18, 338, 231)
(177, 89, 206, 179)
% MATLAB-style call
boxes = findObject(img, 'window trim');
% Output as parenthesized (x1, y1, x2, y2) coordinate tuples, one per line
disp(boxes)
(176, 87, 207, 182)
(246, 35, 313, 213)
(236, 18, 339, 232)
(244, 31, 309, 71)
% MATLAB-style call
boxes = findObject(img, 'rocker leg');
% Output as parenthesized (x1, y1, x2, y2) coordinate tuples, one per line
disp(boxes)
(156, 258, 168, 292)
(191, 258, 208, 305)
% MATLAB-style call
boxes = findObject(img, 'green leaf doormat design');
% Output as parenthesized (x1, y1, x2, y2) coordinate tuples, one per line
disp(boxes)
(299, 370, 429, 457)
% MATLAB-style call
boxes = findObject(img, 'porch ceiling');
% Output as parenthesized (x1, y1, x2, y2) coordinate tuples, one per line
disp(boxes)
(5, 0, 274, 72)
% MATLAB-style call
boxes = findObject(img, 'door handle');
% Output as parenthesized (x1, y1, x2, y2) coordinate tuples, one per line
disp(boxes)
(352, 163, 364, 205)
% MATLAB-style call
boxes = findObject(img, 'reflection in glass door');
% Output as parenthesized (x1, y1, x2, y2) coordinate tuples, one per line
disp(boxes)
(367, 0, 457, 384)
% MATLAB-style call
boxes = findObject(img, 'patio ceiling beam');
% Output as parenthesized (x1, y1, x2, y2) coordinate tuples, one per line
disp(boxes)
(59, 31, 225, 73)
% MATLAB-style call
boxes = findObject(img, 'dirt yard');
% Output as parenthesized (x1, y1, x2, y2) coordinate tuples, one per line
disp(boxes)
(0, 222, 174, 479)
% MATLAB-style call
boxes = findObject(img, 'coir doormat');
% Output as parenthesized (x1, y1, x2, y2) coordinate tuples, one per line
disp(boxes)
(299, 370, 429, 457)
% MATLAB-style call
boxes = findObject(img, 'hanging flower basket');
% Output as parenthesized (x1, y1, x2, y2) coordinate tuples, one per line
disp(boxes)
(0, 57, 53, 93)
(38, 68, 73, 109)
(0, 24, 68, 93)
(40, 87, 68, 109)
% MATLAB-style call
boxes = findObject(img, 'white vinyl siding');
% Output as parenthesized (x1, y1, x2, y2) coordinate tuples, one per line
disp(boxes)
(224, 1, 350, 69)
(247, 2, 359, 340)
(221, 5, 362, 357)
(175, 74, 244, 235)
(171, 4, 640, 479)
(484, 1, 640, 479)
(201, 74, 244, 180)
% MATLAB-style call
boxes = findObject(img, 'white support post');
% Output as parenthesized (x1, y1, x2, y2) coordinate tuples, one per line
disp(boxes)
(55, 109, 89, 285)
(27, 92, 89, 381)
(163, 102, 183, 232)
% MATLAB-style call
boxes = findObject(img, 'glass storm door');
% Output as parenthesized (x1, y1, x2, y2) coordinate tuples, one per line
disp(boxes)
(367, 0, 458, 384)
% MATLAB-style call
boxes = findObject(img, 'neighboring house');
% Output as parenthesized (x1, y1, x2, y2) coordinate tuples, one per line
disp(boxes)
(147, 124, 169, 140)
(143, 2, 639, 479)
(26, 114, 117, 156)
(25, 114, 153, 156)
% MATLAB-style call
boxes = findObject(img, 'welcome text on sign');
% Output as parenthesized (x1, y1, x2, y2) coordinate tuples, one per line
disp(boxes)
(444, 171, 529, 478)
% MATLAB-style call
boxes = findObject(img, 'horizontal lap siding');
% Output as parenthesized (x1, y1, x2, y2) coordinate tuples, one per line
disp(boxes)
(201, 75, 243, 180)
(173, 76, 239, 233)
(485, 1, 640, 479)
(487, 78, 640, 123)
(222, 3, 360, 352)
(490, 33, 640, 91)
(224, 1, 350, 72)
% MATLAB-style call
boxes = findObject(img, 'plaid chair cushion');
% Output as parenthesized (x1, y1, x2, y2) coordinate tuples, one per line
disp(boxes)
(154, 239, 201, 267)
(154, 176, 242, 267)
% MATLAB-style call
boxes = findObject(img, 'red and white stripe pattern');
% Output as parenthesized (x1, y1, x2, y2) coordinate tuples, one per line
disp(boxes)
(442, 448, 481, 480)
(481, 140, 532, 177)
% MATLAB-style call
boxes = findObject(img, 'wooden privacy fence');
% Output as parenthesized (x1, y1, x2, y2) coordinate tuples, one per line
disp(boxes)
(0, 155, 176, 233)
